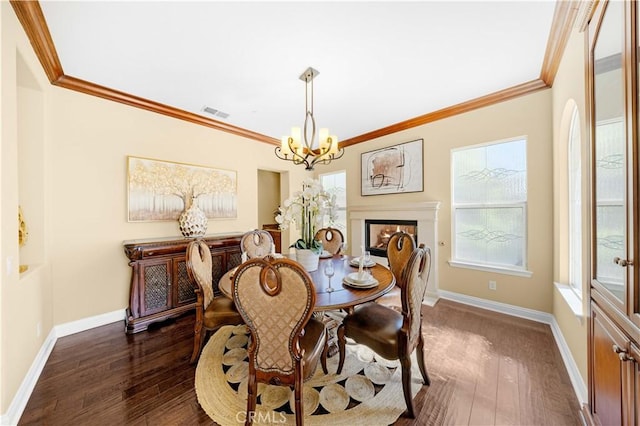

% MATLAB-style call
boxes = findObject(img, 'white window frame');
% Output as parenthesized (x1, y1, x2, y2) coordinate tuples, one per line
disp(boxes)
(319, 170, 347, 242)
(449, 137, 532, 278)
(568, 107, 583, 298)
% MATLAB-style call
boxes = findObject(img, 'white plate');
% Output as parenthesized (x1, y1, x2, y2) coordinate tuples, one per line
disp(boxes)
(349, 258, 376, 267)
(343, 273, 378, 289)
(346, 272, 374, 284)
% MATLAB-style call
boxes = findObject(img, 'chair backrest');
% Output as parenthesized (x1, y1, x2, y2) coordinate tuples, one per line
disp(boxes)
(186, 240, 214, 308)
(232, 257, 316, 384)
(400, 246, 432, 346)
(387, 231, 417, 288)
(315, 227, 344, 255)
(241, 229, 274, 259)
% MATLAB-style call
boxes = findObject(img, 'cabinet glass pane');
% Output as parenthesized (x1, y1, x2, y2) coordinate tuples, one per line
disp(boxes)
(593, 0, 626, 303)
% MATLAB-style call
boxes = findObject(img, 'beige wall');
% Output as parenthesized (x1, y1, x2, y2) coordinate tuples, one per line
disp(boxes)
(321, 90, 554, 313)
(551, 26, 589, 384)
(257, 169, 280, 227)
(45, 87, 309, 324)
(1, 1, 55, 413)
(2, 1, 590, 417)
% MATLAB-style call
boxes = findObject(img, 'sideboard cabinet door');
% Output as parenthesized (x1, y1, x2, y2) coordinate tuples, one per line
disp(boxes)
(139, 259, 172, 317)
(173, 256, 196, 307)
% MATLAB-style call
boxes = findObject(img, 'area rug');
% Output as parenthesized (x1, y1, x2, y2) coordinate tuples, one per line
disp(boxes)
(195, 324, 424, 425)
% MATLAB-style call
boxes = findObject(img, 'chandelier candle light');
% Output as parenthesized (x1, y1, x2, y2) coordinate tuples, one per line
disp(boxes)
(275, 67, 344, 170)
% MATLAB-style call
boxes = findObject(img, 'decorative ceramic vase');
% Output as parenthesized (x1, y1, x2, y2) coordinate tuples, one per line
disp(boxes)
(295, 248, 320, 272)
(179, 198, 208, 238)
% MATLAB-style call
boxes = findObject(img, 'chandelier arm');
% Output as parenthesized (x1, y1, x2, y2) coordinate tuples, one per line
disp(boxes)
(309, 146, 345, 168)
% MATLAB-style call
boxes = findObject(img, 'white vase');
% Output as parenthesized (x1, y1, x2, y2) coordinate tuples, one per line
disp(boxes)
(179, 199, 208, 238)
(295, 248, 320, 272)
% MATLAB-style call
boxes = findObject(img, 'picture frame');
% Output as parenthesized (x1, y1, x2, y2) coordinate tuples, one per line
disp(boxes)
(127, 156, 237, 222)
(361, 139, 424, 196)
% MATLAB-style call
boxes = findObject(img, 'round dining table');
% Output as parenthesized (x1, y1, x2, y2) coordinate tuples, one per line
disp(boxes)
(218, 254, 395, 312)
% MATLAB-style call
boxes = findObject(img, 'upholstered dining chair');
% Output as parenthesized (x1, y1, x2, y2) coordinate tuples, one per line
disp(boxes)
(376, 231, 417, 310)
(232, 257, 328, 426)
(186, 240, 244, 364)
(240, 229, 274, 260)
(336, 245, 432, 418)
(314, 227, 344, 255)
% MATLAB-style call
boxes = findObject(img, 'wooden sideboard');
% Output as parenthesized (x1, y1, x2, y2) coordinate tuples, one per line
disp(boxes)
(123, 233, 243, 334)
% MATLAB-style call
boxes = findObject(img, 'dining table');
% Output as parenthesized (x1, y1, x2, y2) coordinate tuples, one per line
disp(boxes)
(218, 254, 395, 312)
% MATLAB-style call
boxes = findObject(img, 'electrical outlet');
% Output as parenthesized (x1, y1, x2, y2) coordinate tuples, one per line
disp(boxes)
(489, 280, 497, 290)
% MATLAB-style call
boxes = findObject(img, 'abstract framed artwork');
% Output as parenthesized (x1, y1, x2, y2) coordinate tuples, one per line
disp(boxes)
(127, 156, 237, 222)
(361, 139, 424, 196)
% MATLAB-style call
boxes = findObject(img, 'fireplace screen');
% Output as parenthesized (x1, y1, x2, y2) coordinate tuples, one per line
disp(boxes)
(365, 220, 417, 257)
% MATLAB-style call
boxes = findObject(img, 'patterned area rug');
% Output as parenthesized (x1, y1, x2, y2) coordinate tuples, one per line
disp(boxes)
(195, 324, 424, 425)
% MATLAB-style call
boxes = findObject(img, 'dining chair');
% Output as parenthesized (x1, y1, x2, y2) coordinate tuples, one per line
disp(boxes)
(186, 240, 244, 364)
(376, 231, 416, 310)
(232, 257, 328, 426)
(240, 229, 274, 260)
(336, 245, 432, 418)
(314, 227, 344, 255)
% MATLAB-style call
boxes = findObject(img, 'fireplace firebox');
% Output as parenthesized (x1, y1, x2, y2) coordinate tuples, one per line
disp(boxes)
(364, 219, 418, 257)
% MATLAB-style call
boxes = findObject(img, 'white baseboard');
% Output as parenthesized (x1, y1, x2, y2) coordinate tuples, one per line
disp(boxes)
(438, 290, 588, 405)
(55, 309, 126, 338)
(1, 309, 126, 426)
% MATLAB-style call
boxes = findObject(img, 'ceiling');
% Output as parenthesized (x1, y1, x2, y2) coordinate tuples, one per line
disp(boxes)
(33, 1, 561, 146)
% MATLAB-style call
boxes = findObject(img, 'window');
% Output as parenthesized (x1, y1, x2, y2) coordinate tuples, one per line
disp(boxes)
(568, 108, 582, 296)
(451, 138, 528, 274)
(319, 171, 347, 242)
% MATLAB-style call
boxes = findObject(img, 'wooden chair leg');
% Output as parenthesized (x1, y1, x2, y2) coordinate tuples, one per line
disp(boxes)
(294, 383, 303, 425)
(336, 324, 346, 375)
(400, 353, 415, 418)
(190, 325, 205, 364)
(416, 332, 430, 386)
(245, 375, 257, 426)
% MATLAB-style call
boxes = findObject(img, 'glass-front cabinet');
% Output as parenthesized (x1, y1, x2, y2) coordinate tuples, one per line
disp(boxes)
(587, 0, 640, 424)
(592, 0, 630, 310)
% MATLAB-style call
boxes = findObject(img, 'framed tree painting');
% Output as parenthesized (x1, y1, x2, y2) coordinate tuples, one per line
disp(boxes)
(361, 139, 424, 196)
(127, 156, 237, 221)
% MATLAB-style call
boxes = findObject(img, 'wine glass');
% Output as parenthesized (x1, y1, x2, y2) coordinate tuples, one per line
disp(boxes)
(363, 250, 372, 276)
(324, 261, 335, 293)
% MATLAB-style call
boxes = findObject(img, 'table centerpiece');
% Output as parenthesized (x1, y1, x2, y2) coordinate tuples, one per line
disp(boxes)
(275, 178, 337, 271)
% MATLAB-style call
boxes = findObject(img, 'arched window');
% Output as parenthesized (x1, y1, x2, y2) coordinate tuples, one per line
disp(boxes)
(568, 107, 582, 296)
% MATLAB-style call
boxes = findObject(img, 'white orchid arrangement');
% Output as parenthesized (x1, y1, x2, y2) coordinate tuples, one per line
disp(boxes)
(275, 178, 338, 253)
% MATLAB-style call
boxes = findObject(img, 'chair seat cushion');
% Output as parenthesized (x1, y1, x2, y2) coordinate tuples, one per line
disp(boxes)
(343, 302, 403, 360)
(203, 297, 243, 329)
(300, 318, 327, 380)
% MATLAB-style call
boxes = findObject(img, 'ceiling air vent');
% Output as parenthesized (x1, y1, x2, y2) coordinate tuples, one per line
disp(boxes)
(202, 106, 230, 119)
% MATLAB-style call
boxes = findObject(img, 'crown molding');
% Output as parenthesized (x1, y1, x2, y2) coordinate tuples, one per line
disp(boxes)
(11, 0, 571, 148)
(540, 0, 580, 86)
(340, 79, 549, 147)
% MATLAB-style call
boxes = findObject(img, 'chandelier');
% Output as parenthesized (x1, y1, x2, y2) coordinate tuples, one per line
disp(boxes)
(275, 67, 344, 170)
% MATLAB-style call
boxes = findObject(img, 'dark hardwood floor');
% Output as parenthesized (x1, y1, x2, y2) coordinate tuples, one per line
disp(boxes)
(19, 299, 583, 425)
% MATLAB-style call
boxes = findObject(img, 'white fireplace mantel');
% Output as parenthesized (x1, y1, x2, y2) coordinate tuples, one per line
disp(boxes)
(349, 202, 441, 306)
